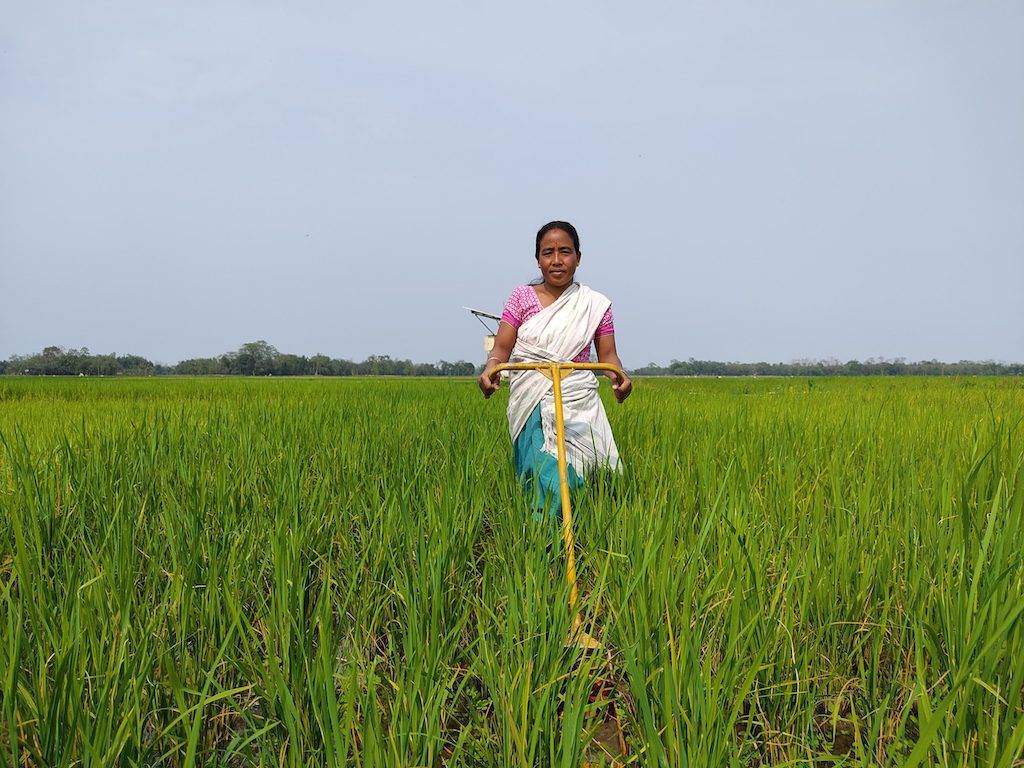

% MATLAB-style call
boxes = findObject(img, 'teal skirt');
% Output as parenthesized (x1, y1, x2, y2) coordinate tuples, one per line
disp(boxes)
(513, 404, 584, 516)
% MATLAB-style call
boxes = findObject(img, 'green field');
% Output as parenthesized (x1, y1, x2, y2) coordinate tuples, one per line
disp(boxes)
(1, 376, 1023, 767)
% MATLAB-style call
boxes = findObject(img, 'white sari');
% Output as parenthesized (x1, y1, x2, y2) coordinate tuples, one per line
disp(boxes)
(506, 283, 621, 477)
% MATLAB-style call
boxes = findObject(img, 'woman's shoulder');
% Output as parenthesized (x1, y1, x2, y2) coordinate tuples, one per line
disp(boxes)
(504, 284, 537, 306)
(501, 285, 538, 326)
(577, 283, 612, 305)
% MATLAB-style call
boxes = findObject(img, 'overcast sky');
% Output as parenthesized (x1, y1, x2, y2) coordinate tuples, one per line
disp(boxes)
(2, 1, 1022, 366)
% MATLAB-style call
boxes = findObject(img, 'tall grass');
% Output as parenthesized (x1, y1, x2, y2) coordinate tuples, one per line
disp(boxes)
(0, 376, 1022, 766)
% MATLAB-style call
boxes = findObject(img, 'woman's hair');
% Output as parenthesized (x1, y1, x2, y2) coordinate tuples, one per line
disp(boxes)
(535, 220, 580, 260)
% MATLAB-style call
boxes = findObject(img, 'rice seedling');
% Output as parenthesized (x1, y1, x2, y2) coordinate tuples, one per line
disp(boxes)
(0, 375, 1022, 766)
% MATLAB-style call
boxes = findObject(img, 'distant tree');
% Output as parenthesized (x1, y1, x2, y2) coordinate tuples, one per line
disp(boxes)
(310, 354, 331, 376)
(87, 354, 118, 376)
(413, 362, 438, 376)
(175, 357, 222, 375)
(361, 355, 391, 376)
(228, 340, 279, 376)
(332, 358, 355, 376)
(273, 353, 308, 376)
(116, 354, 155, 375)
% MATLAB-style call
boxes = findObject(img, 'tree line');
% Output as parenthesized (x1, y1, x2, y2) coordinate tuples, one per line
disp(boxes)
(2, 344, 1021, 377)
(1, 342, 476, 377)
(632, 357, 1024, 377)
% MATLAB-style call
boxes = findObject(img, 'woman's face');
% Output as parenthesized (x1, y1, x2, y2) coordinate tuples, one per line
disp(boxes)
(537, 228, 580, 289)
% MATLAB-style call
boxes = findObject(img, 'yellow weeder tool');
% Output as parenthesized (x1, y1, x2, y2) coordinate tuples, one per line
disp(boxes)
(489, 361, 630, 764)
(488, 361, 626, 647)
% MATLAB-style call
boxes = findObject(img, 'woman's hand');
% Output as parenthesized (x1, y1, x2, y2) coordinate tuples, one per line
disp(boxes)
(480, 324, 517, 399)
(595, 334, 631, 403)
(611, 371, 632, 403)
(479, 369, 499, 398)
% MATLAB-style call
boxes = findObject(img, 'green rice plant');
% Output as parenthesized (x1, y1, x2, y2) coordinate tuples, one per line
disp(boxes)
(0, 375, 1022, 766)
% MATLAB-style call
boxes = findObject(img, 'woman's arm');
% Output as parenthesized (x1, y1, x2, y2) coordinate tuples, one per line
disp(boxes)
(478, 321, 518, 398)
(595, 333, 632, 403)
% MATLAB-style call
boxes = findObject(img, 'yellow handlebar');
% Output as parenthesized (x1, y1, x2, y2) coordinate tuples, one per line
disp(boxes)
(488, 361, 626, 381)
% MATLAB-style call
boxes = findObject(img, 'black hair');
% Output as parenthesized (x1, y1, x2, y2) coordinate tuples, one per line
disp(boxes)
(535, 220, 581, 260)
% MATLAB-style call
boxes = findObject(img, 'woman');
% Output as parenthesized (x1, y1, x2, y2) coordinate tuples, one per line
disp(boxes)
(479, 220, 632, 513)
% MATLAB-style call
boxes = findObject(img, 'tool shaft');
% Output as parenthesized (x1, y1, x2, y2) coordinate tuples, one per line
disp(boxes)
(549, 364, 579, 609)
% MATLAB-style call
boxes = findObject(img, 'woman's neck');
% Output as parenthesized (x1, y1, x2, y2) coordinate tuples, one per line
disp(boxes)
(541, 280, 574, 298)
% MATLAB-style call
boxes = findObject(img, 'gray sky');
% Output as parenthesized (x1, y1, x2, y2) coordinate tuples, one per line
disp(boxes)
(2, 1, 1022, 366)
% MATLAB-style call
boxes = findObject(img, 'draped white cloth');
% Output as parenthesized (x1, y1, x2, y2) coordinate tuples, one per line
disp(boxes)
(506, 283, 621, 477)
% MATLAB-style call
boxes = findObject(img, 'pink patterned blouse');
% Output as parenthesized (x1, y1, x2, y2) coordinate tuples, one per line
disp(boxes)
(500, 285, 615, 363)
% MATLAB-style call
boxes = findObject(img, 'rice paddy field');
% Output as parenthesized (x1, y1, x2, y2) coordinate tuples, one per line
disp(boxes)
(1, 375, 1023, 768)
